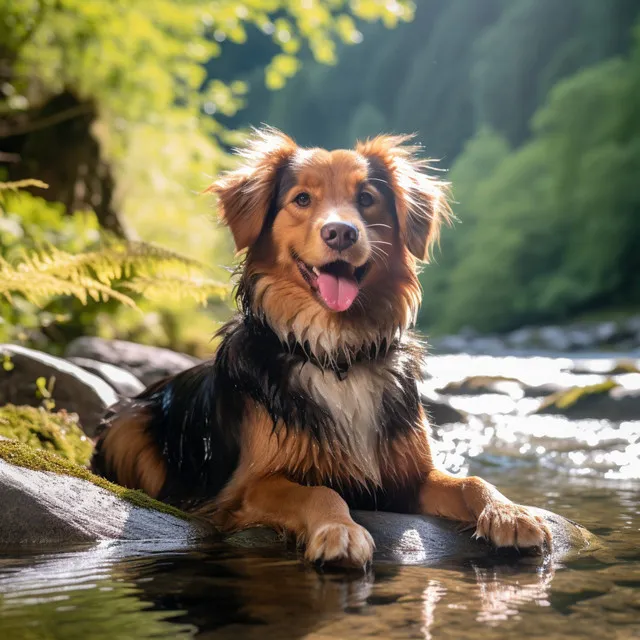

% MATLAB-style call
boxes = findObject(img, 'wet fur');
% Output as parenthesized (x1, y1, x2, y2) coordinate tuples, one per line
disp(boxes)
(93, 128, 552, 564)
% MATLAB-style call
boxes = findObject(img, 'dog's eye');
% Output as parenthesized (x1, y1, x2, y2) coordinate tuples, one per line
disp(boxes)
(293, 192, 311, 208)
(358, 191, 374, 208)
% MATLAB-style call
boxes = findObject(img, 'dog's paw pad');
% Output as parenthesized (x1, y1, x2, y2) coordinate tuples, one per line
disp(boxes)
(475, 503, 552, 551)
(305, 522, 375, 568)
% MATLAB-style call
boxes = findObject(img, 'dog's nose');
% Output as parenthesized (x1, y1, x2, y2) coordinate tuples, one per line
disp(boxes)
(321, 222, 359, 252)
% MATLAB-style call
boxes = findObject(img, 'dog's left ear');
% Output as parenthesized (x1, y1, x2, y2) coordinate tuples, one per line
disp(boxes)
(357, 135, 451, 261)
(208, 127, 297, 252)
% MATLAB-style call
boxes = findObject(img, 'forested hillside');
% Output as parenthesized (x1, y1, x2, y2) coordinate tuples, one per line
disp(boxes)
(224, 0, 640, 333)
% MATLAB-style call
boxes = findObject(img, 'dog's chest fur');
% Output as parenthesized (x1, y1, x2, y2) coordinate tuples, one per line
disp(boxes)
(293, 357, 397, 484)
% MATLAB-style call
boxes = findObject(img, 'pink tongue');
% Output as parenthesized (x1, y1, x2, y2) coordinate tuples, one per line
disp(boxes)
(317, 272, 359, 312)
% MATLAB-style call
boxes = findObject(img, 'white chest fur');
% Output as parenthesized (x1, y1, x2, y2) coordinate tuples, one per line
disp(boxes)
(294, 358, 396, 484)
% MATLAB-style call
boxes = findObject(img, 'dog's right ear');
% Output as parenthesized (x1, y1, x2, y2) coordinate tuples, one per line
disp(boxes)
(207, 127, 297, 252)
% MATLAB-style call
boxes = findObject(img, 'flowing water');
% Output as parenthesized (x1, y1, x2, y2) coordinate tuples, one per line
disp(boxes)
(1, 354, 639, 639)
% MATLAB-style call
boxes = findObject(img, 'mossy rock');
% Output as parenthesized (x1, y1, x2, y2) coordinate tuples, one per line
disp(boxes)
(0, 440, 597, 562)
(436, 375, 523, 397)
(0, 438, 188, 521)
(0, 404, 93, 466)
(534, 380, 640, 420)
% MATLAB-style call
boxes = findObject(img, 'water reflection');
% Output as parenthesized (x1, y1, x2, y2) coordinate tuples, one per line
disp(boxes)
(0, 539, 588, 640)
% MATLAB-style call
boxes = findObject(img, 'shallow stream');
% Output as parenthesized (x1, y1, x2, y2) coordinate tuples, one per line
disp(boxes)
(1, 353, 638, 639)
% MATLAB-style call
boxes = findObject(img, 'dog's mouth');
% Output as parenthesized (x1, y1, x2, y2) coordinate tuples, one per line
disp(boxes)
(294, 254, 370, 312)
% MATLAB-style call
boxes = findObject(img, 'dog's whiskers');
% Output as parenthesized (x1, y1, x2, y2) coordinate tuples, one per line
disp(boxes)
(366, 223, 392, 230)
(369, 245, 390, 269)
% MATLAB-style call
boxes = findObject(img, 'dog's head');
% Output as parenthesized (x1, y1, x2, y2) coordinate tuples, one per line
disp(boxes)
(210, 127, 450, 354)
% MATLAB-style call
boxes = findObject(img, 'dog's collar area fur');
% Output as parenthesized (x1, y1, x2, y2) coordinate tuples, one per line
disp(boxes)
(288, 336, 395, 381)
(244, 314, 397, 381)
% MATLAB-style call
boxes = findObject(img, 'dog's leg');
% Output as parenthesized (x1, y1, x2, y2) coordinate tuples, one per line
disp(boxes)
(218, 475, 375, 567)
(419, 469, 552, 550)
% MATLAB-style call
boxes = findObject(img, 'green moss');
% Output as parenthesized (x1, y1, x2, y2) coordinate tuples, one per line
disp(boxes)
(0, 439, 189, 521)
(538, 380, 618, 413)
(0, 404, 93, 466)
(609, 361, 640, 375)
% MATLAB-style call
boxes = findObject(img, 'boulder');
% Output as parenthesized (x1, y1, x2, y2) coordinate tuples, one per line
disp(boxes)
(566, 358, 640, 376)
(0, 344, 118, 437)
(436, 375, 524, 399)
(535, 380, 640, 421)
(431, 334, 468, 354)
(522, 382, 569, 398)
(467, 336, 506, 354)
(0, 440, 205, 545)
(505, 327, 537, 349)
(0, 442, 596, 565)
(421, 392, 467, 425)
(537, 326, 572, 352)
(67, 357, 145, 397)
(65, 337, 201, 385)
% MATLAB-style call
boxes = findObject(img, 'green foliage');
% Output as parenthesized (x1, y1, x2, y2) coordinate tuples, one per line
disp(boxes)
(3, 0, 639, 339)
(0, 183, 227, 351)
(238, 0, 640, 335)
(1, 0, 413, 352)
(437, 36, 640, 332)
(0, 404, 93, 466)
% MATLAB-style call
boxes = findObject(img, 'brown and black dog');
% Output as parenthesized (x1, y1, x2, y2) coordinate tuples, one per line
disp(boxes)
(93, 128, 551, 567)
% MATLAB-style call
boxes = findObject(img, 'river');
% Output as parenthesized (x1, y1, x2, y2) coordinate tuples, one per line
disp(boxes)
(0, 353, 638, 639)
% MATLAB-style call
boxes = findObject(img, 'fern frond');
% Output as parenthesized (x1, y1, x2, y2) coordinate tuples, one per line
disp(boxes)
(0, 179, 49, 193)
(0, 241, 229, 309)
(123, 275, 228, 306)
(0, 257, 137, 307)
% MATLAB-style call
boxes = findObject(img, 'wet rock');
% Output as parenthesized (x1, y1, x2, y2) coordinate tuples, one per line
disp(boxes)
(505, 327, 537, 349)
(593, 321, 619, 344)
(421, 392, 467, 425)
(535, 380, 640, 421)
(522, 382, 569, 398)
(467, 336, 506, 354)
(228, 509, 595, 565)
(538, 327, 572, 351)
(0, 344, 118, 437)
(432, 334, 468, 353)
(67, 357, 145, 397)
(0, 458, 204, 545)
(0, 439, 207, 545)
(64, 337, 201, 386)
(436, 375, 524, 399)
(0, 446, 595, 565)
(567, 358, 640, 376)
(624, 315, 640, 342)
(565, 328, 597, 350)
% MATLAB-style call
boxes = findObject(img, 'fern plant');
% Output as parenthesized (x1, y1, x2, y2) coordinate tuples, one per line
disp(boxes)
(0, 180, 228, 314)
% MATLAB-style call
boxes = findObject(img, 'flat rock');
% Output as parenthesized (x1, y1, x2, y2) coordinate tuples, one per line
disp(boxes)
(0, 458, 596, 565)
(0, 344, 118, 437)
(65, 337, 201, 385)
(67, 357, 145, 397)
(0, 459, 203, 545)
(436, 375, 524, 399)
(566, 358, 640, 376)
(535, 380, 640, 421)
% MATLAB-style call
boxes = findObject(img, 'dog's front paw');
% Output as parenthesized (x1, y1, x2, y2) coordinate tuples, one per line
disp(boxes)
(475, 502, 552, 551)
(305, 521, 375, 568)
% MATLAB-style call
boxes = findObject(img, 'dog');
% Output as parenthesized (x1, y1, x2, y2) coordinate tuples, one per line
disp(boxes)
(92, 127, 552, 567)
